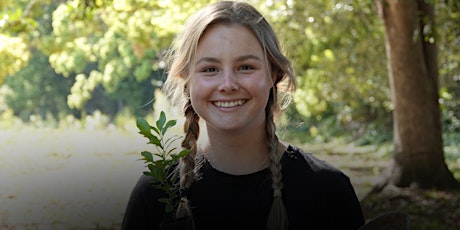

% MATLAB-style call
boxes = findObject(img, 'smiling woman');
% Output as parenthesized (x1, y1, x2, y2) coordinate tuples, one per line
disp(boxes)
(122, 1, 365, 230)
(190, 23, 272, 134)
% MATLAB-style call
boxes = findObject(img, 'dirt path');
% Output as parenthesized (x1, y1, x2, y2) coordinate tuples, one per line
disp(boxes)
(0, 128, 147, 229)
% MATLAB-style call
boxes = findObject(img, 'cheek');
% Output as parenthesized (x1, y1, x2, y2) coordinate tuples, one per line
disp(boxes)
(189, 76, 215, 95)
(188, 81, 198, 103)
(259, 80, 274, 105)
(188, 78, 207, 108)
(249, 76, 273, 95)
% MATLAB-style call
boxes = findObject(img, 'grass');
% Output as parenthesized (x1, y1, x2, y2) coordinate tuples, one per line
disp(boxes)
(0, 119, 459, 229)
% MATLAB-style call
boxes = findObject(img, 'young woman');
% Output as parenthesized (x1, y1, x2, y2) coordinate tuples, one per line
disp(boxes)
(122, 1, 365, 229)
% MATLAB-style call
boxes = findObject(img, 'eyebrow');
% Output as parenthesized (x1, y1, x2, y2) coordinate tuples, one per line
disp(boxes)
(195, 55, 262, 66)
(236, 55, 262, 62)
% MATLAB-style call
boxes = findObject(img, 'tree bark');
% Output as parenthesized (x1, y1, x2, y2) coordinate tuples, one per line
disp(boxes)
(374, 0, 459, 191)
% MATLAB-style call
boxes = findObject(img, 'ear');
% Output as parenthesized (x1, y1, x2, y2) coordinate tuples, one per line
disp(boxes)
(183, 83, 190, 96)
(271, 70, 279, 84)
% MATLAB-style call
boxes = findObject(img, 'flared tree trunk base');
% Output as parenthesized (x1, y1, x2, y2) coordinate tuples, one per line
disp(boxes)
(367, 157, 460, 196)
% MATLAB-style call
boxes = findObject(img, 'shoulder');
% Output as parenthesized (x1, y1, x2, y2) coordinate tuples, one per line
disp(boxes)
(282, 145, 344, 175)
(129, 174, 176, 208)
(281, 144, 355, 190)
(122, 175, 169, 230)
(124, 174, 164, 213)
(280, 145, 365, 229)
(133, 174, 157, 194)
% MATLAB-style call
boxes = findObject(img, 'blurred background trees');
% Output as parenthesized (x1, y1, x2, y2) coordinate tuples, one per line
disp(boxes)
(373, 0, 459, 190)
(1, 0, 459, 146)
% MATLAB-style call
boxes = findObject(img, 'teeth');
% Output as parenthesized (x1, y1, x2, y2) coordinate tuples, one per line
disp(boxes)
(214, 100, 245, 108)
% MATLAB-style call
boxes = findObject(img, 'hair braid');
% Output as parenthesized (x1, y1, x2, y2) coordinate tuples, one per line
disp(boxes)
(265, 89, 289, 230)
(176, 100, 200, 219)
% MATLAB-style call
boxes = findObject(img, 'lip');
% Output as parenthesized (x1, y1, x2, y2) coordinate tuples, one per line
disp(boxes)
(212, 99, 247, 108)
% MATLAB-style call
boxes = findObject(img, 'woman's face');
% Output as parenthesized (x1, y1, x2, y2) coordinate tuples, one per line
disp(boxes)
(189, 23, 273, 134)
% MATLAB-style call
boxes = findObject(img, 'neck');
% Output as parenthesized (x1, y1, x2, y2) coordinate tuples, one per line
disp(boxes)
(199, 125, 271, 175)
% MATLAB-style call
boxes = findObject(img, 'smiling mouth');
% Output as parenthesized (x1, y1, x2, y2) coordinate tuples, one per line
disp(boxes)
(213, 100, 247, 108)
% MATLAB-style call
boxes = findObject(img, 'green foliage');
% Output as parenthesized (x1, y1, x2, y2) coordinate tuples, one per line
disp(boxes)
(1, 50, 74, 121)
(0, 0, 55, 84)
(437, 0, 460, 135)
(137, 111, 190, 214)
(0, 35, 30, 84)
(260, 0, 392, 142)
(45, 0, 213, 112)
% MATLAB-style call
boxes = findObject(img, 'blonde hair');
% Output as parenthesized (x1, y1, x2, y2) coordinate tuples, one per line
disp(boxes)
(162, 1, 296, 229)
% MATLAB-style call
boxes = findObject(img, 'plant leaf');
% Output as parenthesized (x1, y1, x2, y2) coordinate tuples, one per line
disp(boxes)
(158, 197, 169, 204)
(141, 151, 154, 162)
(178, 149, 191, 158)
(143, 171, 153, 177)
(165, 203, 173, 213)
(148, 135, 161, 146)
(136, 117, 151, 136)
(156, 111, 166, 131)
(162, 119, 177, 135)
(151, 125, 160, 135)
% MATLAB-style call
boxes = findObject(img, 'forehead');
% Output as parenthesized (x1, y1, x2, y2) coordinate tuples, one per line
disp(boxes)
(196, 23, 263, 57)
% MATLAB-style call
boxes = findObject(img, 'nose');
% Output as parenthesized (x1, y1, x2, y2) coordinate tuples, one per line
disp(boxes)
(219, 69, 239, 92)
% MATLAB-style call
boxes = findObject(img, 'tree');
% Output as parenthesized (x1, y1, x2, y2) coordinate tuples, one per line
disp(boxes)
(0, 0, 38, 84)
(45, 0, 213, 114)
(374, 0, 459, 190)
(258, 0, 393, 142)
(1, 49, 75, 121)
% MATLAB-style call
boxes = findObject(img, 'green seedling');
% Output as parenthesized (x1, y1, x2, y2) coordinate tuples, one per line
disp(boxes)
(136, 111, 190, 213)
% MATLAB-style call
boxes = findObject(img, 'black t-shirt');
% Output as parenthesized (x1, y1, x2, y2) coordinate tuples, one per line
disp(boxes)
(122, 145, 365, 230)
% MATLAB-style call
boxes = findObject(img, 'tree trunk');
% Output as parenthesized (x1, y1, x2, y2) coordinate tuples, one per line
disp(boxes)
(374, 0, 459, 191)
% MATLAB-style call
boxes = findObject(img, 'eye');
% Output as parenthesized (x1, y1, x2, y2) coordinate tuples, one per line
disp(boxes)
(203, 67, 218, 72)
(239, 65, 254, 71)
